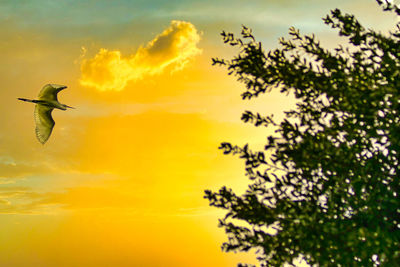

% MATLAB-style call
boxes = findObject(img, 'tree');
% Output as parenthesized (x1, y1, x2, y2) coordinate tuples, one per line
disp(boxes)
(204, 1, 400, 266)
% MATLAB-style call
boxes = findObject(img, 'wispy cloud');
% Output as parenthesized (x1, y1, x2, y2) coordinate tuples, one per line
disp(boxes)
(0, 186, 52, 214)
(80, 20, 202, 91)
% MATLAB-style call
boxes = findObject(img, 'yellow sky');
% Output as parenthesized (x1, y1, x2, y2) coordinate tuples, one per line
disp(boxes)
(0, 1, 396, 266)
(0, 14, 279, 267)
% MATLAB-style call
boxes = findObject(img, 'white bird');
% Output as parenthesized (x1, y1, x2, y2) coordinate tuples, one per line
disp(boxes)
(18, 84, 74, 144)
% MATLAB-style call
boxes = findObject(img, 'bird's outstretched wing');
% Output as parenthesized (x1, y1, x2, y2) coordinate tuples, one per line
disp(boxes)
(34, 104, 55, 144)
(38, 84, 67, 101)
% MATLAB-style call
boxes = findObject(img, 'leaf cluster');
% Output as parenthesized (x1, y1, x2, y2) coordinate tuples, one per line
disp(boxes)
(205, 1, 400, 266)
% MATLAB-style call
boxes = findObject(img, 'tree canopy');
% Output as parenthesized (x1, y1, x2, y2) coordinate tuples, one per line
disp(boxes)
(205, 1, 400, 266)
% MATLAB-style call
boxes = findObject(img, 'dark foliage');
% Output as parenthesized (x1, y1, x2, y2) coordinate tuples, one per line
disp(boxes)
(205, 1, 400, 266)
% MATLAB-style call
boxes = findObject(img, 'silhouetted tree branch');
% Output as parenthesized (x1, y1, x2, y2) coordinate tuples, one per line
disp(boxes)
(205, 1, 400, 266)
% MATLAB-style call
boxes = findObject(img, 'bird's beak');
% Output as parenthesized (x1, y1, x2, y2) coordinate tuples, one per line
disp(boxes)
(65, 105, 75, 109)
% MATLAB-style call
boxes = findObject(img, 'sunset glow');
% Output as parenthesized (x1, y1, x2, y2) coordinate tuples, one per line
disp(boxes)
(0, 1, 396, 266)
(80, 20, 202, 91)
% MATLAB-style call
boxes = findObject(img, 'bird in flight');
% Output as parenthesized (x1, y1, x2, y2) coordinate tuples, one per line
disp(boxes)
(18, 84, 74, 144)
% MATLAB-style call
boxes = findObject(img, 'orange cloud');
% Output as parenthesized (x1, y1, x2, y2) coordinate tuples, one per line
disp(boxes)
(80, 20, 202, 91)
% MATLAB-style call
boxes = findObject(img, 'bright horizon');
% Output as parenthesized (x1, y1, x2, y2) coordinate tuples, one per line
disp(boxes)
(0, 1, 397, 266)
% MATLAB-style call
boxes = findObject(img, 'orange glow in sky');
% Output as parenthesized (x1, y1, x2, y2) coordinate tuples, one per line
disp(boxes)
(80, 20, 202, 91)
(0, 1, 396, 266)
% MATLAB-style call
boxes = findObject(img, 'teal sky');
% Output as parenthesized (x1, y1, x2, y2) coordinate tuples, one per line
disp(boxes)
(2, 0, 395, 46)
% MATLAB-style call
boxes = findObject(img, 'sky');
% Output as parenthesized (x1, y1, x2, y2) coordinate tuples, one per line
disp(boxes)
(0, 0, 398, 266)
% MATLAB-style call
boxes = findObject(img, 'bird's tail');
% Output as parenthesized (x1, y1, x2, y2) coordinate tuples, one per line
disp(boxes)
(18, 98, 36, 103)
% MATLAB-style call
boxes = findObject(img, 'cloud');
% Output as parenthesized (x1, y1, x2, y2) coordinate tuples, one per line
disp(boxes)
(0, 162, 50, 180)
(80, 20, 202, 91)
(0, 186, 49, 214)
